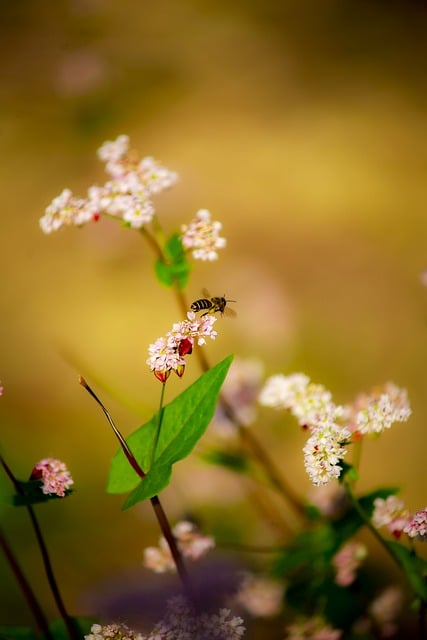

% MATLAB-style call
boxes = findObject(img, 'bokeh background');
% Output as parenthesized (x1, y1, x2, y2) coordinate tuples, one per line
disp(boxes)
(1, 0, 427, 635)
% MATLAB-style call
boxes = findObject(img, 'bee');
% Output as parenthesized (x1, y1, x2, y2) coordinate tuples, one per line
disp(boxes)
(190, 289, 236, 317)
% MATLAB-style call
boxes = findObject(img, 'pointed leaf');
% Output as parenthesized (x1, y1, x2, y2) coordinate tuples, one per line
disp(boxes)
(386, 541, 427, 602)
(107, 355, 233, 506)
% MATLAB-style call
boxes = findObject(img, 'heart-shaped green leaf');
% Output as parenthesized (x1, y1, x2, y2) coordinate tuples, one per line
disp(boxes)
(107, 355, 233, 507)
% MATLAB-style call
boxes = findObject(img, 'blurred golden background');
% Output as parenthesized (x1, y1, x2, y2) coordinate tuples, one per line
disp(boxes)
(1, 0, 427, 633)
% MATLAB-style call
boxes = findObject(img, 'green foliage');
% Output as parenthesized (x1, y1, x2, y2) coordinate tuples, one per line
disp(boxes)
(386, 541, 427, 602)
(11, 481, 73, 507)
(201, 449, 249, 473)
(0, 627, 36, 640)
(49, 617, 95, 640)
(107, 355, 233, 508)
(331, 487, 399, 548)
(154, 233, 191, 289)
(0, 618, 93, 640)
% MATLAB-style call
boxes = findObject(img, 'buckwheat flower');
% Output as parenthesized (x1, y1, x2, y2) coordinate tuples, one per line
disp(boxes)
(172, 520, 215, 560)
(350, 383, 411, 435)
(213, 357, 264, 435)
(40, 188, 98, 233)
(181, 209, 226, 261)
(143, 521, 215, 573)
(0, 381, 3, 396)
(97, 134, 130, 177)
(372, 496, 410, 538)
(85, 621, 143, 640)
(369, 586, 403, 638)
(303, 419, 350, 486)
(404, 507, 427, 541)
(284, 616, 342, 640)
(233, 573, 284, 618)
(30, 458, 74, 497)
(143, 595, 245, 639)
(146, 336, 185, 382)
(332, 541, 367, 587)
(138, 156, 178, 194)
(143, 536, 175, 573)
(259, 373, 344, 431)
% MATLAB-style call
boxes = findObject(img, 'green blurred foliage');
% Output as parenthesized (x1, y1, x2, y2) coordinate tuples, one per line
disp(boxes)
(1, 0, 427, 633)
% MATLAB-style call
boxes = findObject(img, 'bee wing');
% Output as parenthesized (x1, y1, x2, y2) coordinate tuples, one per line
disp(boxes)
(201, 288, 211, 298)
(224, 306, 237, 318)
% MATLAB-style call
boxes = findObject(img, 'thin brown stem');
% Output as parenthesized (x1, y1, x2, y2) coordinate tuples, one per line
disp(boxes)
(79, 377, 195, 603)
(0, 528, 54, 639)
(0, 456, 79, 640)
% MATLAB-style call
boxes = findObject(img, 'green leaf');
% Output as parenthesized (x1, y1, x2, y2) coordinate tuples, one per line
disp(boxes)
(11, 481, 74, 507)
(0, 626, 36, 640)
(107, 355, 234, 507)
(154, 233, 191, 289)
(386, 541, 427, 602)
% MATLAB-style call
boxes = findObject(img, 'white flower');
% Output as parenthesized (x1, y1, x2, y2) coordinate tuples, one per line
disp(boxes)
(181, 209, 226, 261)
(351, 383, 411, 435)
(303, 420, 350, 486)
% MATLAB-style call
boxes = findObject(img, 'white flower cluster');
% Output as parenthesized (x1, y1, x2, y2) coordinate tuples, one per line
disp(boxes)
(86, 622, 142, 640)
(181, 208, 226, 261)
(40, 135, 178, 233)
(146, 312, 217, 382)
(347, 383, 411, 435)
(144, 596, 245, 640)
(259, 374, 411, 486)
(85, 596, 245, 640)
(233, 572, 284, 618)
(143, 520, 215, 573)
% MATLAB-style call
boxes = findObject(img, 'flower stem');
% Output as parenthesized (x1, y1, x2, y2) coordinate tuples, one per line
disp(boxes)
(0, 455, 80, 640)
(0, 527, 54, 640)
(79, 377, 195, 604)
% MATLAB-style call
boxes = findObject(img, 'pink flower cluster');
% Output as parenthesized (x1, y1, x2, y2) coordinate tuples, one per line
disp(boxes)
(30, 458, 74, 497)
(146, 312, 217, 382)
(143, 520, 215, 573)
(40, 135, 178, 233)
(332, 541, 367, 587)
(372, 497, 427, 542)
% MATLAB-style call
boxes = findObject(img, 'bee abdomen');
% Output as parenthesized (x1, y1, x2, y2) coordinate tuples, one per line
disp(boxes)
(190, 298, 213, 312)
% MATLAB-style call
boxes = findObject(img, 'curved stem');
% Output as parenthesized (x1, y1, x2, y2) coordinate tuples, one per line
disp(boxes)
(80, 377, 195, 603)
(0, 528, 54, 639)
(0, 456, 79, 640)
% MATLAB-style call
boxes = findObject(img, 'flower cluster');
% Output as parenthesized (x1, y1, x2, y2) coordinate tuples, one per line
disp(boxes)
(284, 616, 342, 640)
(404, 508, 427, 541)
(146, 311, 217, 382)
(345, 383, 411, 435)
(143, 520, 215, 573)
(181, 209, 226, 261)
(30, 458, 74, 497)
(372, 496, 410, 538)
(332, 541, 367, 587)
(86, 622, 142, 640)
(259, 374, 411, 486)
(84, 596, 246, 640)
(233, 572, 284, 618)
(40, 135, 178, 233)
(212, 357, 263, 436)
